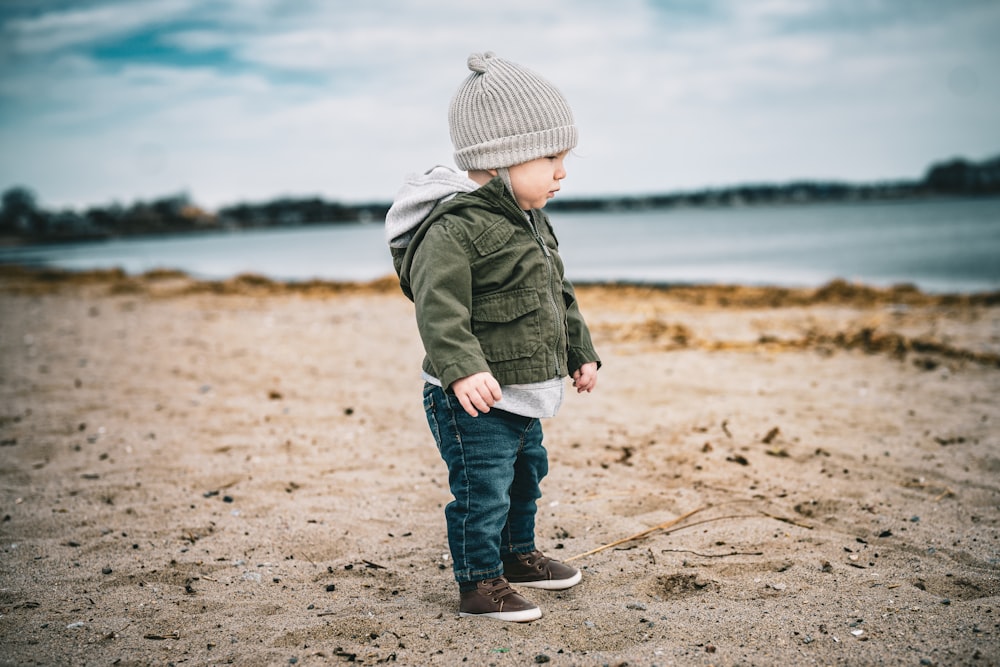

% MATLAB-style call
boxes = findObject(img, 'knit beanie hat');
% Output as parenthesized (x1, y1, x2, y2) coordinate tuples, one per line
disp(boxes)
(449, 52, 578, 171)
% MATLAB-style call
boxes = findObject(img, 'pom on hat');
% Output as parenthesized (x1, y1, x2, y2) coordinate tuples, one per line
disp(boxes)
(448, 52, 578, 171)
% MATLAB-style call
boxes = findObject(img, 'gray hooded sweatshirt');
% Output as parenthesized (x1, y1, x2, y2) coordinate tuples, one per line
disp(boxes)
(384, 165, 564, 418)
(385, 165, 480, 249)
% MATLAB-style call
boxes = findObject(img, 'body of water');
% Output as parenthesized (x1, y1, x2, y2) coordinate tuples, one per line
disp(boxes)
(2, 197, 998, 293)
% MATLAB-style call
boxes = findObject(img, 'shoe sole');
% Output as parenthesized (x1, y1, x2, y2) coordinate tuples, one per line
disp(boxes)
(509, 570, 582, 590)
(459, 608, 542, 622)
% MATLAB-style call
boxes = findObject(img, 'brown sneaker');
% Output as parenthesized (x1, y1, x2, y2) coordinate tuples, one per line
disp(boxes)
(502, 550, 582, 590)
(459, 576, 542, 622)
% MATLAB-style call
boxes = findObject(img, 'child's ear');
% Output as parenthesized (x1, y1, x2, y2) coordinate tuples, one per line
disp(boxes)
(487, 168, 498, 177)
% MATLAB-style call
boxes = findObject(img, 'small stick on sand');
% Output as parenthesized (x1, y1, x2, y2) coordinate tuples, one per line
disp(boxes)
(566, 505, 709, 562)
(760, 511, 813, 530)
(933, 487, 956, 501)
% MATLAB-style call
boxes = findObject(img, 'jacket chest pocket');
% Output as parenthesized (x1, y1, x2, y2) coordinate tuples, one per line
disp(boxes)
(471, 287, 542, 362)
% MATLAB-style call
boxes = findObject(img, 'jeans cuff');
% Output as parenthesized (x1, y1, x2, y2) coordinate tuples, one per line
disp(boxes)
(501, 543, 537, 558)
(454, 564, 504, 585)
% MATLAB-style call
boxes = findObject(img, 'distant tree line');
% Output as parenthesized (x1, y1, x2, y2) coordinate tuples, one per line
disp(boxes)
(217, 197, 389, 227)
(1, 154, 998, 244)
(549, 180, 922, 212)
(0, 189, 391, 244)
(0, 190, 217, 242)
(922, 155, 1000, 195)
(549, 154, 1000, 212)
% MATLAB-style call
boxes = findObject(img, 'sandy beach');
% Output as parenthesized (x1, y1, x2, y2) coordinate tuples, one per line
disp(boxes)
(0, 267, 997, 666)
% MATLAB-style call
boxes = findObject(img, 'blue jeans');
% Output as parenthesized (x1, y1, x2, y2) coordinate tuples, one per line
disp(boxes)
(422, 383, 548, 584)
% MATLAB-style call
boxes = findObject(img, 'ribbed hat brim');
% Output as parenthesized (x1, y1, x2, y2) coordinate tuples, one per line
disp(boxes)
(453, 125, 578, 171)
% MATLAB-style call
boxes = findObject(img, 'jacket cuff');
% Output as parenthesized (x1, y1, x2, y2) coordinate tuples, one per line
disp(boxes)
(567, 346, 602, 375)
(437, 356, 492, 391)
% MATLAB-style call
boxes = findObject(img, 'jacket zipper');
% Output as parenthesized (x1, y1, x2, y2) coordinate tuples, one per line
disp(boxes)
(526, 210, 564, 378)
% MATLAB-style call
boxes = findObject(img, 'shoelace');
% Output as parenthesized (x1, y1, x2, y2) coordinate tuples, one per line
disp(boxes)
(521, 551, 549, 570)
(482, 577, 517, 600)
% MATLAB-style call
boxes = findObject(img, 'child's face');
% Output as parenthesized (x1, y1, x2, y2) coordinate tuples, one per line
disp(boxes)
(507, 151, 569, 210)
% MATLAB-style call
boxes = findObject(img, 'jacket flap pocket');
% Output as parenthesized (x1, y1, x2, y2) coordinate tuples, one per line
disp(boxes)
(472, 222, 515, 256)
(472, 288, 539, 323)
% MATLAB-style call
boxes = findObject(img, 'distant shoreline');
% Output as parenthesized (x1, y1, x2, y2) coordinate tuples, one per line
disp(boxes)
(1, 190, 998, 249)
(2, 153, 998, 244)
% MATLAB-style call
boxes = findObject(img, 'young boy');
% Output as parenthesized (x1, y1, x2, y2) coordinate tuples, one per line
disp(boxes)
(385, 52, 601, 622)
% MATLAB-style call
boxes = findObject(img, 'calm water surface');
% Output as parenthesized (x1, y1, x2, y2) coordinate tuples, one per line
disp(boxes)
(2, 197, 998, 293)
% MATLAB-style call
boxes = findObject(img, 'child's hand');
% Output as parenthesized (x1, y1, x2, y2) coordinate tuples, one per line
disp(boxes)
(572, 362, 598, 393)
(450, 372, 502, 417)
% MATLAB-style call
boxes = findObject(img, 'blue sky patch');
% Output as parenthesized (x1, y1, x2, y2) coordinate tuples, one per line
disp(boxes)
(89, 23, 233, 70)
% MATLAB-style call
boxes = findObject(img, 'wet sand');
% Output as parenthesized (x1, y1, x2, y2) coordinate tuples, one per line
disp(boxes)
(1, 267, 997, 666)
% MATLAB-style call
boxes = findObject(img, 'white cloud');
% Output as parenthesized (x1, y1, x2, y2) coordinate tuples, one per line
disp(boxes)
(160, 28, 232, 53)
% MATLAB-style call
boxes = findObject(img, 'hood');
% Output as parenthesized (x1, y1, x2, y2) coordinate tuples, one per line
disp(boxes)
(384, 165, 480, 249)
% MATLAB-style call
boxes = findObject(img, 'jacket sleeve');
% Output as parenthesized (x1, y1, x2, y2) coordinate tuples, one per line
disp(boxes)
(409, 221, 491, 389)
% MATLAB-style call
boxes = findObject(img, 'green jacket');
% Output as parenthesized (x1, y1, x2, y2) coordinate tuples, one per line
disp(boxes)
(393, 177, 600, 389)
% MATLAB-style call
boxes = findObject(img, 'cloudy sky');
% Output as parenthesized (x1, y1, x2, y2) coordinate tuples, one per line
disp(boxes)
(1, 0, 998, 212)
